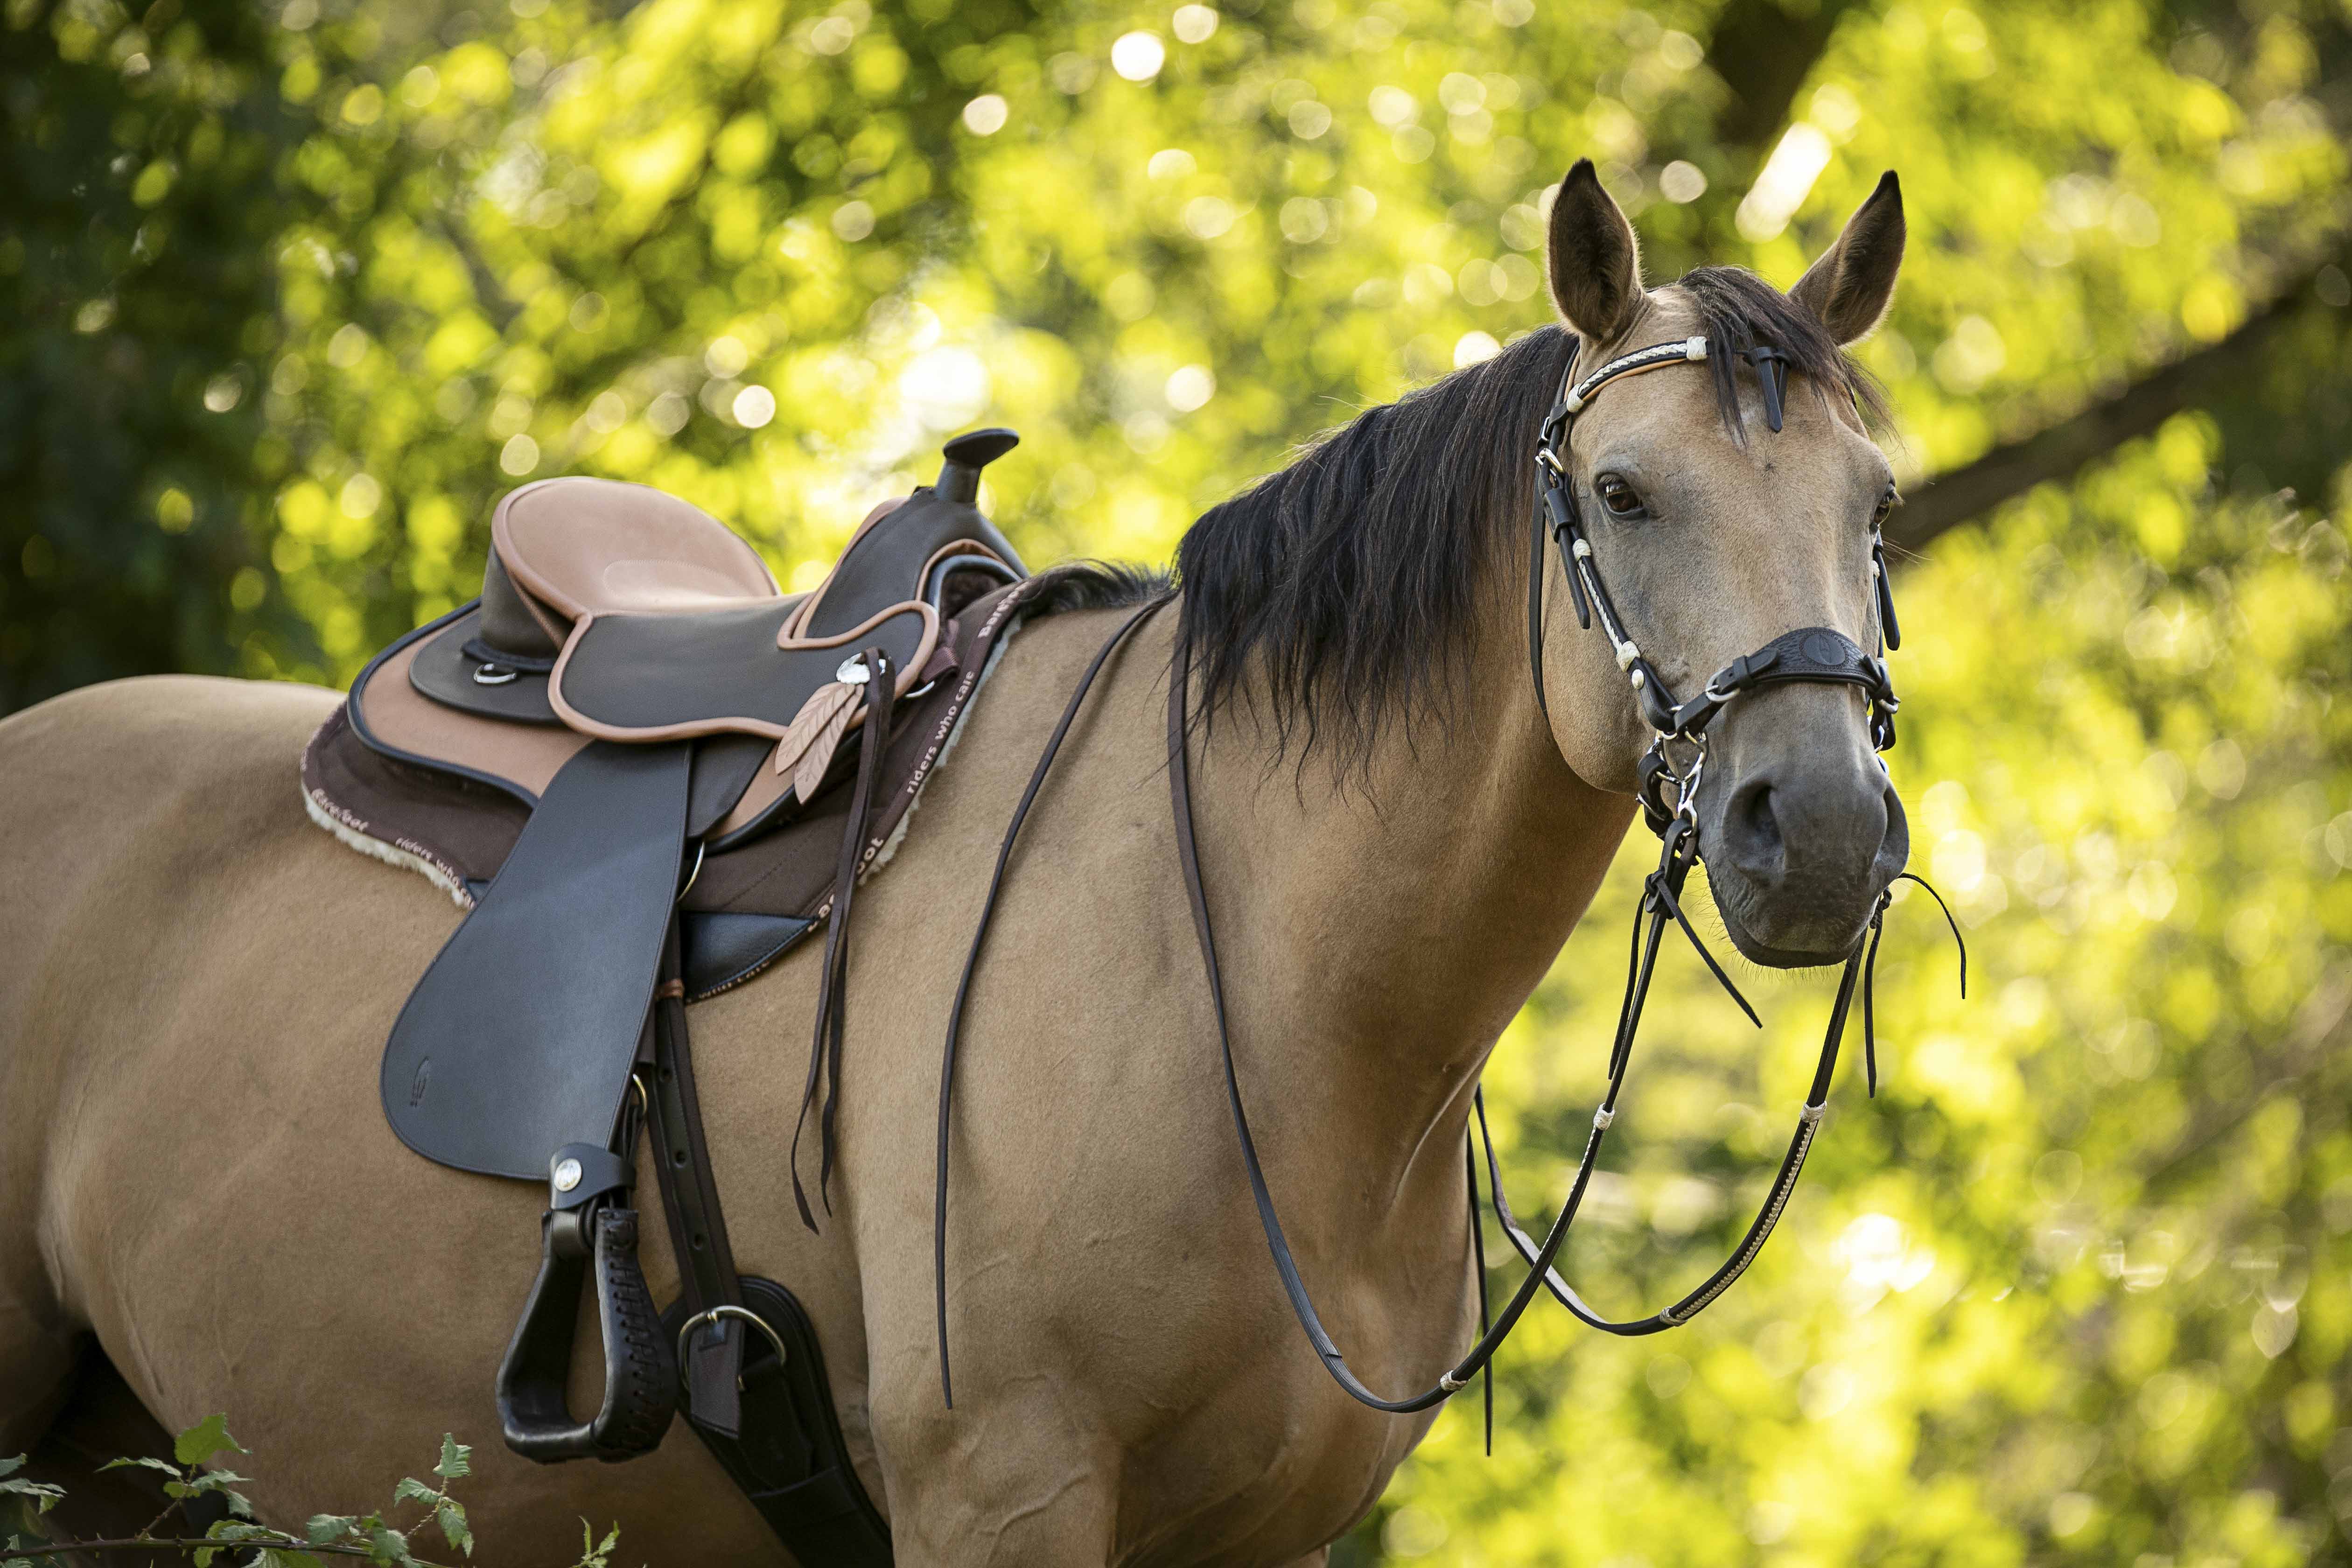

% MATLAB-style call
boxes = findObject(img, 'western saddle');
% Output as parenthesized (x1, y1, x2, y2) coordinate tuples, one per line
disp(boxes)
(305, 429, 1050, 1566)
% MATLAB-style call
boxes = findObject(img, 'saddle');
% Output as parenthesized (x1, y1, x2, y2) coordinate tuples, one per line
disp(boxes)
(305, 428, 1046, 1565)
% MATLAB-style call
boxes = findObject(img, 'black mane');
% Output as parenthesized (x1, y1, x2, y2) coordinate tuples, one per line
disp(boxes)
(1169, 267, 1882, 774)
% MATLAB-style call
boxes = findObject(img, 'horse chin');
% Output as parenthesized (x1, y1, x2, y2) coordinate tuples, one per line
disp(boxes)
(1709, 890, 1875, 971)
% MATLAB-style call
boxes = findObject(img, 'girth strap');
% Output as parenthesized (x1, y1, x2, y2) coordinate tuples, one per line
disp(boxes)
(642, 927, 748, 1435)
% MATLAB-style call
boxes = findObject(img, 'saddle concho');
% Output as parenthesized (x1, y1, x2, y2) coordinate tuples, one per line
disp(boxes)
(302, 429, 1046, 1568)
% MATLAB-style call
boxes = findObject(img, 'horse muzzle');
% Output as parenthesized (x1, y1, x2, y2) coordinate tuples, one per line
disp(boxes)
(1701, 709, 1910, 968)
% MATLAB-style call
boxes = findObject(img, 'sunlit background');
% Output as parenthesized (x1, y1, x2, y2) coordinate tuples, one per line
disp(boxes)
(5, 0, 2351, 1560)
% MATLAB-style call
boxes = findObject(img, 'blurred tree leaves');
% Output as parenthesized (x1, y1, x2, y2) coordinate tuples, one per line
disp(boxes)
(5, 0, 2352, 1562)
(0, 0, 315, 707)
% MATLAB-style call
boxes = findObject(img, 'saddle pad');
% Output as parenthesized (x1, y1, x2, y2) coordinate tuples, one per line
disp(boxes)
(306, 575, 1057, 1001)
(380, 742, 690, 1180)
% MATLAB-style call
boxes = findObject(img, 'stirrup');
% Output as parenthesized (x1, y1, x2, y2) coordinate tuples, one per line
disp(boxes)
(496, 1143, 677, 1463)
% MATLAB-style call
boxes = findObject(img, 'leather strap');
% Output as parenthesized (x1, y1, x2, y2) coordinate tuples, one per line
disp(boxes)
(1166, 639, 1922, 1407)
(931, 596, 1170, 1404)
(1169, 635, 1607, 1413)
(792, 647, 900, 1230)
(642, 922, 749, 1436)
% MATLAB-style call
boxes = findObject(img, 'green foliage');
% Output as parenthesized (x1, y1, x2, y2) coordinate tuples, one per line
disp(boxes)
(0, 0, 320, 709)
(170, 1412, 245, 1468)
(0, 1456, 66, 1522)
(574, 1519, 620, 1568)
(2, 1428, 579, 1567)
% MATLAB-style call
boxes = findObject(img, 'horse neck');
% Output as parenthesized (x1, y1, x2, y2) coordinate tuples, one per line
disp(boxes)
(1184, 569, 1636, 1195)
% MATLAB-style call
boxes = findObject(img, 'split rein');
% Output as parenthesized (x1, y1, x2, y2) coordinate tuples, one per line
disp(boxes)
(931, 333, 1964, 1417)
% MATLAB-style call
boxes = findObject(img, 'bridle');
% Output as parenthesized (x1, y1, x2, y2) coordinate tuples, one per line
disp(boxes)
(932, 330, 1962, 1428)
(1528, 331, 1902, 826)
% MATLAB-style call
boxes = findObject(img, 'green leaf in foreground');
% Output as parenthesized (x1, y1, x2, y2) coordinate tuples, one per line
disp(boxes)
(574, 1519, 620, 1568)
(433, 1496, 473, 1557)
(0, 1470, 65, 1517)
(365, 1520, 419, 1567)
(433, 1436, 470, 1482)
(173, 1415, 246, 1467)
(306, 1513, 359, 1545)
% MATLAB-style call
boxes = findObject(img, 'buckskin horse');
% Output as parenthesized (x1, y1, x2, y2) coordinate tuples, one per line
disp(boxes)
(0, 161, 1916, 1563)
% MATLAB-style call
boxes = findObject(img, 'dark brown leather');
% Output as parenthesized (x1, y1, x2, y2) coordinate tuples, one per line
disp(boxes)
(796, 486, 1022, 639)
(308, 576, 1057, 1000)
(379, 741, 692, 1180)
(554, 602, 931, 740)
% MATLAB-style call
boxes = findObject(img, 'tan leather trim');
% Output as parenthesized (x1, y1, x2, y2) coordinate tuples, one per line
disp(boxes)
(355, 636, 590, 798)
(543, 598, 942, 744)
(491, 476, 779, 623)
(783, 537, 1008, 641)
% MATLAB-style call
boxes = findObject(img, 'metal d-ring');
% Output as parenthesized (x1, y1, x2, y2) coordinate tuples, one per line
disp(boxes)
(677, 1304, 788, 1382)
(1657, 732, 1708, 826)
(471, 663, 519, 686)
(676, 840, 706, 903)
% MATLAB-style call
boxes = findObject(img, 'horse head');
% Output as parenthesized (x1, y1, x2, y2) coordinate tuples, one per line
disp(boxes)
(1535, 160, 1912, 968)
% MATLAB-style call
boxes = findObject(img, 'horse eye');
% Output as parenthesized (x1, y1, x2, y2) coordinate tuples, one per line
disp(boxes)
(1872, 486, 1896, 529)
(1596, 476, 1645, 517)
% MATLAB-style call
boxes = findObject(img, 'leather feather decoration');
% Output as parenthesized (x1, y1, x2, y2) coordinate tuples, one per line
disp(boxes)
(770, 679, 861, 800)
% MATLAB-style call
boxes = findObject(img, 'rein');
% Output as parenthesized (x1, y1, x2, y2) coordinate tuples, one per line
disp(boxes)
(934, 333, 1963, 1415)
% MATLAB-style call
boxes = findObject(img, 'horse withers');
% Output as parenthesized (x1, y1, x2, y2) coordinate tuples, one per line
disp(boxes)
(0, 161, 1910, 1563)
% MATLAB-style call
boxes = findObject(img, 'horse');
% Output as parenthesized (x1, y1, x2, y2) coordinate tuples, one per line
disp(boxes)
(0, 159, 1911, 1564)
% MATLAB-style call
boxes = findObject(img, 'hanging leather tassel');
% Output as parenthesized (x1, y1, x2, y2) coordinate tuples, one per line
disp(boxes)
(769, 674, 864, 801)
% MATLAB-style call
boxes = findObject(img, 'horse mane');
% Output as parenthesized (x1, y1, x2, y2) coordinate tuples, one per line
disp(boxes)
(1166, 267, 1883, 775)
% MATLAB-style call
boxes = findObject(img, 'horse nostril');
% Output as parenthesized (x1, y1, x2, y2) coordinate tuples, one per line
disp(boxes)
(1728, 777, 1784, 879)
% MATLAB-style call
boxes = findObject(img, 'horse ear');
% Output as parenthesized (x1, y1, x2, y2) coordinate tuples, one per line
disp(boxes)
(1790, 171, 1906, 345)
(1546, 159, 1644, 344)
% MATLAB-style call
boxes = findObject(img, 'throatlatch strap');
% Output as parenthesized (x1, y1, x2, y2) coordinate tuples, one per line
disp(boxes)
(933, 596, 1169, 1405)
